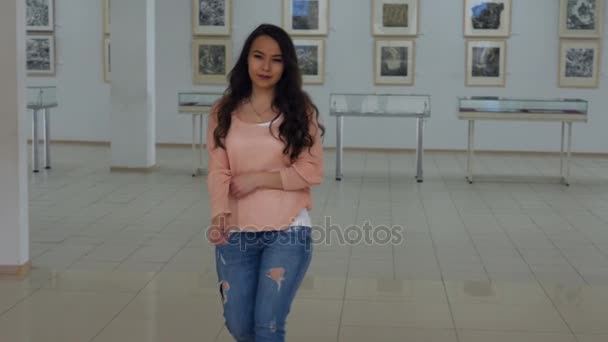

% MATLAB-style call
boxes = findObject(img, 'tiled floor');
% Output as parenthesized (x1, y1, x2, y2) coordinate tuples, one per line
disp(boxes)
(2, 144, 608, 341)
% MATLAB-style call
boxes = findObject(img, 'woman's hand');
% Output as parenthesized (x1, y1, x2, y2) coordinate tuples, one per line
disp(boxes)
(207, 214, 230, 245)
(230, 173, 262, 199)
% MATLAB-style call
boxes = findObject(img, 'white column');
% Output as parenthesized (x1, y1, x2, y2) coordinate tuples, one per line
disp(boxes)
(0, 0, 30, 274)
(109, 0, 156, 169)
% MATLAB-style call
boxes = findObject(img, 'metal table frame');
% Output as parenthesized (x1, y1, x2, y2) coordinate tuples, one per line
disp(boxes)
(459, 109, 588, 186)
(178, 107, 210, 177)
(330, 94, 431, 182)
(28, 103, 58, 173)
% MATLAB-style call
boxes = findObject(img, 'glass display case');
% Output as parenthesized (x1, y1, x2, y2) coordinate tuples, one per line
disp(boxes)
(27, 86, 58, 109)
(331, 94, 430, 118)
(329, 94, 432, 182)
(458, 97, 588, 121)
(177, 92, 223, 177)
(457, 97, 589, 186)
(26, 86, 58, 173)
(178, 92, 223, 113)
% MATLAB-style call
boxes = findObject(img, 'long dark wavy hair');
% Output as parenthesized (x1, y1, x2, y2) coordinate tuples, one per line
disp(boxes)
(213, 23, 325, 163)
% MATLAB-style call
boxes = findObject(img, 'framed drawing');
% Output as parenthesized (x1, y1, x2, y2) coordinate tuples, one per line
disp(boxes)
(192, 0, 232, 36)
(465, 40, 506, 87)
(559, 39, 601, 88)
(103, 0, 110, 35)
(372, 0, 419, 36)
(463, 0, 511, 37)
(26, 34, 55, 76)
(192, 38, 231, 84)
(26, 0, 54, 32)
(103, 37, 111, 83)
(283, 0, 329, 36)
(559, 0, 604, 38)
(294, 38, 325, 84)
(374, 39, 415, 85)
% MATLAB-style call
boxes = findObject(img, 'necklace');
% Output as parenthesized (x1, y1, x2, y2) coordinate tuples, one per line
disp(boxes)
(249, 98, 272, 122)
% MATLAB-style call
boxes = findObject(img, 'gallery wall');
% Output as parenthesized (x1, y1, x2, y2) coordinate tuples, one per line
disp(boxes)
(28, 0, 608, 153)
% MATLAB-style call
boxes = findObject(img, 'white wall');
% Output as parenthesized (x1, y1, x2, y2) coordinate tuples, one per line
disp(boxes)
(31, 0, 608, 153)
(27, 0, 111, 142)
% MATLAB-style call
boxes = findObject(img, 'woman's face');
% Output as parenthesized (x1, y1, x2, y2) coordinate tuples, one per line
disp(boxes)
(247, 35, 285, 91)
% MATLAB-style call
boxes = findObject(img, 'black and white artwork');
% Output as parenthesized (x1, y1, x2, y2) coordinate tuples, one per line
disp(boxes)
(464, 0, 511, 37)
(466, 40, 505, 86)
(381, 47, 408, 77)
(560, 0, 603, 37)
(297, 46, 318, 75)
(471, 47, 500, 77)
(383, 4, 408, 27)
(193, 0, 231, 35)
(26, 0, 54, 32)
(26, 34, 55, 76)
(375, 39, 415, 85)
(199, 45, 226, 75)
(199, 0, 225, 26)
(565, 48, 594, 77)
(294, 39, 325, 84)
(372, 0, 418, 36)
(292, 0, 319, 30)
(567, 0, 597, 30)
(560, 40, 600, 88)
(283, 0, 328, 35)
(471, 3, 504, 29)
(193, 39, 231, 84)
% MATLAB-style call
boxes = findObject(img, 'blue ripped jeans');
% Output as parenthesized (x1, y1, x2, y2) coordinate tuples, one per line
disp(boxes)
(215, 226, 313, 342)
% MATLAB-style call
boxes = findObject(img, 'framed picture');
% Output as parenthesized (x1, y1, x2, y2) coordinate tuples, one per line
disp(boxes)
(103, 37, 111, 83)
(559, 0, 604, 38)
(465, 39, 506, 87)
(283, 0, 329, 36)
(374, 39, 415, 85)
(559, 39, 601, 88)
(103, 0, 110, 35)
(372, 0, 419, 36)
(463, 0, 511, 37)
(294, 38, 325, 84)
(192, 0, 232, 36)
(26, 34, 55, 76)
(26, 0, 54, 32)
(192, 38, 231, 84)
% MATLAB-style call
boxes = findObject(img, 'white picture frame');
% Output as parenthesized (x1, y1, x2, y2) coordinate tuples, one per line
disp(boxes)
(559, 0, 604, 38)
(26, 0, 55, 32)
(559, 39, 601, 88)
(26, 34, 55, 77)
(192, 0, 232, 36)
(465, 39, 506, 87)
(103, 0, 110, 35)
(103, 37, 111, 83)
(463, 0, 512, 37)
(283, 0, 329, 36)
(294, 38, 325, 84)
(374, 39, 415, 86)
(192, 38, 232, 84)
(372, 0, 419, 36)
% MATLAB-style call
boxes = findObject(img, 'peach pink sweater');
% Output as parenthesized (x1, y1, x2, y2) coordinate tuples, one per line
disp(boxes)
(206, 105, 324, 231)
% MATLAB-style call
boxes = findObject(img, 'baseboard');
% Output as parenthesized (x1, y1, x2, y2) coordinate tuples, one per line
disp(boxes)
(110, 165, 159, 173)
(26, 140, 608, 157)
(0, 260, 32, 277)
(27, 139, 110, 147)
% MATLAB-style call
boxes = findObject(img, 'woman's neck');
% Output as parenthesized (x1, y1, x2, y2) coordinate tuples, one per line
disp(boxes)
(250, 86, 275, 108)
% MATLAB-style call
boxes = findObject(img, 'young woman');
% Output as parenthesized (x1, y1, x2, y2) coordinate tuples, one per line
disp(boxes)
(206, 23, 325, 342)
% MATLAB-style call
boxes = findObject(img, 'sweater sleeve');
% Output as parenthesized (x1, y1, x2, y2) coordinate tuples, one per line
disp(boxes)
(206, 106, 232, 218)
(279, 115, 324, 191)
